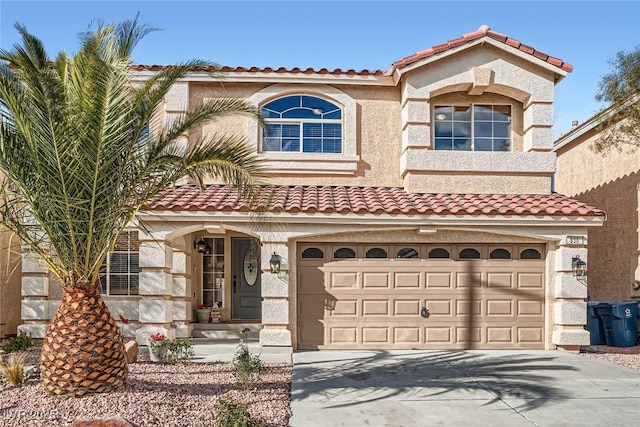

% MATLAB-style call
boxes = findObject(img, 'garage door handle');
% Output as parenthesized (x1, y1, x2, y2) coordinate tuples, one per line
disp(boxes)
(421, 307, 430, 318)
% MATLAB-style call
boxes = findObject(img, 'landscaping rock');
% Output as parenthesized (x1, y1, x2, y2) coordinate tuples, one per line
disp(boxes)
(72, 416, 134, 427)
(124, 340, 138, 364)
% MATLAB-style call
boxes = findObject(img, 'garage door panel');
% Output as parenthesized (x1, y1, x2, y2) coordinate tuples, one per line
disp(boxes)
(486, 300, 514, 316)
(394, 327, 421, 343)
(518, 300, 544, 316)
(518, 273, 544, 288)
(363, 327, 389, 344)
(329, 272, 358, 289)
(298, 243, 545, 350)
(517, 327, 543, 343)
(298, 295, 325, 318)
(456, 300, 482, 315)
(394, 300, 421, 316)
(487, 273, 513, 288)
(298, 269, 325, 294)
(426, 300, 452, 316)
(298, 321, 324, 349)
(395, 272, 422, 288)
(330, 299, 358, 316)
(425, 327, 452, 343)
(456, 327, 482, 343)
(362, 300, 390, 316)
(363, 272, 390, 288)
(426, 273, 452, 288)
(457, 272, 482, 288)
(487, 327, 513, 343)
(329, 327, 357, 344)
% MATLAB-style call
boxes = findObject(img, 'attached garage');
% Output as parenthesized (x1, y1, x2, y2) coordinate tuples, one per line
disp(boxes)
(297, 243, 546, 350)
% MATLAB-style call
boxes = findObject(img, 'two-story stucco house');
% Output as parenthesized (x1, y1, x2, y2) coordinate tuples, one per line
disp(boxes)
(18, 25, 605, 352)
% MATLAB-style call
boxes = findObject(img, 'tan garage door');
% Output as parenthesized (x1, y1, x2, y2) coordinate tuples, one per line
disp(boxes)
(297, 243, 545, 350)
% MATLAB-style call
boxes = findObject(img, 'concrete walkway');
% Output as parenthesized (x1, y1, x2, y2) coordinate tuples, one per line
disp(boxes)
(290, 349, 640, 427)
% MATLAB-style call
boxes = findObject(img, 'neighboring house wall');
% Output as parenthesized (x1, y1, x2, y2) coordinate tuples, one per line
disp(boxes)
(555, 117, 640, 301)
(0, 230, 21, 337)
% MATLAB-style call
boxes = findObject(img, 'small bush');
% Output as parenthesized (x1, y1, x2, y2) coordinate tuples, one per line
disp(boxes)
(232, 344, 262, 388)
(1, 331, 32, 354)
(149, 338, 194, 363)
(216, 397, 261, 427)
(0, 352, 27, 386)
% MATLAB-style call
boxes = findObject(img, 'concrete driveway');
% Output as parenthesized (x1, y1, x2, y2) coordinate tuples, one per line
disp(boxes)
(290, 350, 640, 426)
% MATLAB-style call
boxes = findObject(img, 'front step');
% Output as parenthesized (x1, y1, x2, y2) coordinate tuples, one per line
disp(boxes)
(191, 322, 262, 340)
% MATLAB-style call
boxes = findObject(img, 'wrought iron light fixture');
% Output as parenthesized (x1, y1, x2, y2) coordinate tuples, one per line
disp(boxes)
(572, 255, 587, 279)
(194, 236, 207, 254)
(269, 252, 281, 274)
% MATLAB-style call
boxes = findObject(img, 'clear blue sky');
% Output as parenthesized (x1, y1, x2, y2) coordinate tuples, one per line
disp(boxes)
(1, 1, 639, 137)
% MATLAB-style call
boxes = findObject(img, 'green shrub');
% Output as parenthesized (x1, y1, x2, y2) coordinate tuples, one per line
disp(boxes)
(1, 331, 32, 354)
(149, 337, 194, 363)
(232, 344, 262, 388)
(216, 397, 261, 427)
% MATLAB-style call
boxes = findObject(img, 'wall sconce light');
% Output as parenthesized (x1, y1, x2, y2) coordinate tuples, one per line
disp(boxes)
(194, 236, 207, 254)
(269, 252, 281, 274)
(572, 255, 587, 280)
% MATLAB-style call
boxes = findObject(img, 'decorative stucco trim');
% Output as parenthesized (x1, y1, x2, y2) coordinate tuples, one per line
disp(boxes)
(401, 151, 556, 174)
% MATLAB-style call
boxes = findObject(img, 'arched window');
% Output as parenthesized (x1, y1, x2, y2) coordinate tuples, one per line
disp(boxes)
(397, 248, 419, 259)
(366, 248, 387, 259)
(428, 248, 450, 259)
(301, 248, 324, 259)
(490, 249, 511, 259)
(261, 95, 342, 153)
(520, 249, 542, 260)
(334, 248, 356, 259)
(459, 248, 480, 259)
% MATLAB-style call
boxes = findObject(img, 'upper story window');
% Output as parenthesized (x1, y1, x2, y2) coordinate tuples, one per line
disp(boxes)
(100, 231, 139, 296)
(261, 95, 342, 154)
(434, 104, 511, 152)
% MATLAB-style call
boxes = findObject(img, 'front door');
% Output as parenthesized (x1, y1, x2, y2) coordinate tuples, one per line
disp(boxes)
(231, 237, 262, 320)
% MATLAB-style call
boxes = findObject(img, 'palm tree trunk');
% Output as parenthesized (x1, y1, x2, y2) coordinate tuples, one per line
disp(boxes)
(40, 286, 128, 397)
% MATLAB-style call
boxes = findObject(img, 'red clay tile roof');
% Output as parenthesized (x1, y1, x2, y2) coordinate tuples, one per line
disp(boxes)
(143, 185, 604, 217)
(130, 64, 385, 76)
(392, 25, 573, 73)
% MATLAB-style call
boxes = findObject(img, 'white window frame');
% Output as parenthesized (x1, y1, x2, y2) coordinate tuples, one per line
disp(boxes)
(433, 104, 512, 152)
(245, 84, 359, 175)
(261, 95, 343, 154)
(100, 231, 139, 296)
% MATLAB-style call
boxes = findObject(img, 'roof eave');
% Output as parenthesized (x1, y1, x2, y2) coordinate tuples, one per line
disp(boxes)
(390, 37, 569, 83)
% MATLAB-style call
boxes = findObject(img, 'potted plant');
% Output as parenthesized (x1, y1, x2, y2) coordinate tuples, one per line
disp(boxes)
(148, 333, 166, 362)
(196, 304, 211, 323)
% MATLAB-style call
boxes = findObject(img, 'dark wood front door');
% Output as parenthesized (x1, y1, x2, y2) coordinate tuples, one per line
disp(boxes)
(231, 237, 262, 320)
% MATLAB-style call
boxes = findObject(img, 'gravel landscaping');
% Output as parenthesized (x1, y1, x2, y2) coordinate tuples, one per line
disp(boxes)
(580, 344, 640, 371)
(0, 347, 292, 427)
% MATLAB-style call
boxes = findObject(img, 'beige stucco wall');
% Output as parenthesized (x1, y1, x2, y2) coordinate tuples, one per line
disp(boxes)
(555, 123, 640, 301)
(188, 82, 403, 187)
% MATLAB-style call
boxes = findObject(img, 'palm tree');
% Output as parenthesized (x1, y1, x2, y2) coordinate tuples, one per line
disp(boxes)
(0, 17, 266, 397)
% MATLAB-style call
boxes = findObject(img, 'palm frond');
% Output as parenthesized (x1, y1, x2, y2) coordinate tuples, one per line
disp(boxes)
(0, 18, 267, 288)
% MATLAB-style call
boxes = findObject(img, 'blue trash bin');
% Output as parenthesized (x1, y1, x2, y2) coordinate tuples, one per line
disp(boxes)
(586, 301, 606, 345)
(596, 301, 639, 347)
